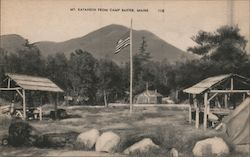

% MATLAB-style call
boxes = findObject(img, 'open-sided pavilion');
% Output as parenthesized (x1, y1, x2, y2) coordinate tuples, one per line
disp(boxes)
(183, 73, 250, 131)
(0, 73, 64, 120)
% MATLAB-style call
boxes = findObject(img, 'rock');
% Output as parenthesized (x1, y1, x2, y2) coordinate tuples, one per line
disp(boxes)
(8, 120, 40, 146)
(170, 148, 178, 157)
(39, 132, 78, 148)
(76, 129, 100, 150)
(192, 137, 229, 157)
(95, 131, 120, 153)
(123, 138, 160, 154)
(208, 113, 219, 121)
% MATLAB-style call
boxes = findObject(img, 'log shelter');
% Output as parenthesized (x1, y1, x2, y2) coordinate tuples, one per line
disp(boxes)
(183, 74, 250, 131)
(0, 73, 64, 120)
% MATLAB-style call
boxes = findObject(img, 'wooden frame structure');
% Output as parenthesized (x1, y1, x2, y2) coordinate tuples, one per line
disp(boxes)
(0, 73, 64, 120)
(183, 74, 250, 131)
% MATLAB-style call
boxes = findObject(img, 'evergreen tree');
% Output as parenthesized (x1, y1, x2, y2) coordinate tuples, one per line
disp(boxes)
(68, 49, 98, 105)
(187, 25, 247, 64)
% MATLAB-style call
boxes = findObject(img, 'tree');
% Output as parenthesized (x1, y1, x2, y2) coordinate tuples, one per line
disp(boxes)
(95, 59, 124, 105)
(187, 25, 247, 64)
(6, 40, 45, 75)
(133, 37, 152, 94)
(136, 36, 151, 63)
(0, 48, 8, 81)
(68, 49, 98, 105)
(45, 53, 68, 90)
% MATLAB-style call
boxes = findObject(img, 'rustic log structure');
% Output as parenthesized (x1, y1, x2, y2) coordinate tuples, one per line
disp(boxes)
(0, 73, 64, 120)
(183, 74, 250, 131)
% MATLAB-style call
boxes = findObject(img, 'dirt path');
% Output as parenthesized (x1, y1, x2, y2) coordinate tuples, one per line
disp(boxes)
(0, 147, 126, 157)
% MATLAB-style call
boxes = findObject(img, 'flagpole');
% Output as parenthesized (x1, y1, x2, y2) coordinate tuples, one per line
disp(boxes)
(129, 18, 133, 114)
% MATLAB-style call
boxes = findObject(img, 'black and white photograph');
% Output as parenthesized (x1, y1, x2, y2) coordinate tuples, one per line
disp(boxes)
(0, 0, 249, 156)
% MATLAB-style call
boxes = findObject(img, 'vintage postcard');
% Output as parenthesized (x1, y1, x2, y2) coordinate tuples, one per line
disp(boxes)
(0, 0, 249, 156)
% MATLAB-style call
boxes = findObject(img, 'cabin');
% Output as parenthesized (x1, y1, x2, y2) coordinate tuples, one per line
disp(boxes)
(183, 73, 250, 130)
(134, 89, 163, 104)
(0, 73, 64, 120)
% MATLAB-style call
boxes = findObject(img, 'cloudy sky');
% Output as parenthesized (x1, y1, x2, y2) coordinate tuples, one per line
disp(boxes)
(1, 0, 249, 53)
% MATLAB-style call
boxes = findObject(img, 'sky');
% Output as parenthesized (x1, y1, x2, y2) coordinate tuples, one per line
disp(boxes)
(1, 0, 249, 53)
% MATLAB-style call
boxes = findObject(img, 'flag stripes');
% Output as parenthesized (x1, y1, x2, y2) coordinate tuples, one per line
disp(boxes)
(115, 33, 130, 54)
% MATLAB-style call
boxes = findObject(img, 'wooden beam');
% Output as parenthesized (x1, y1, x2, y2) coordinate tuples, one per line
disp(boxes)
(203, 92, 208, 131)
(16, 89, 23, 98)
(193, 94, 199, 129)
(208, 93, 218, 102)
(104, 90, 107, 108)
(39, 96, 43, 121)
(0, 87, 22, 91)
(54, 93, 58, 120)
(189, 104, 192, 124)
(7, 78, 11, 88)
(243, 93, 246, 101)
(224, 94, 228, 109)
(237, 79, 250, 86)
(39, 107, 42, 121)
(231, 78, 233, 90)
(22, 89, 26, 120)
(210, 90, 250, 93)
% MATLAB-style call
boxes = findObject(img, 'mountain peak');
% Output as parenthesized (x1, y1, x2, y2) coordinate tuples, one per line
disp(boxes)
(102, 24, 129, 30)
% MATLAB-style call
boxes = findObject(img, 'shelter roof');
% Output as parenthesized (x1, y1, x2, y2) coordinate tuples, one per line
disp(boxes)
(139, 90, 163, 97)
(183, 74, 250, 94)
(6, 73, 63, 92)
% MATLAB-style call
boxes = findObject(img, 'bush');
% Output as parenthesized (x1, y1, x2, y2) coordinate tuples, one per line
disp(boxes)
(8, 120, 40, 146)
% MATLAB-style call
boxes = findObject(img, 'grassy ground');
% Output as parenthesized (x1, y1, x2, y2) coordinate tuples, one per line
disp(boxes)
(0, 105, 248, 157)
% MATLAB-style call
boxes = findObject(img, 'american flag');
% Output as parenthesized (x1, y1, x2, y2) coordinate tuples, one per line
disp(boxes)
(115, 32, 130, 54)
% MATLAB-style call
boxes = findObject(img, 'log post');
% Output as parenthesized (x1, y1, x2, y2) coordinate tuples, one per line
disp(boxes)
(7, 78, 11, 88)
(230, 78, 233, 90)
(224, 94, 228, 109)
(39, 107, 42, 121)
(243, 93, 246, 101)
(188, 104, 192, 124)
(104, 90, 107, 108)
(54, 93, 58, 120)
(193, 94, 199, 129)
(203, 92, 208, 131)
(22, 89, 26, 120)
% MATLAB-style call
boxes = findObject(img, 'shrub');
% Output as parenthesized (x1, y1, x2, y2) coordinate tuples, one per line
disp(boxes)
(8, 120, 40, 146)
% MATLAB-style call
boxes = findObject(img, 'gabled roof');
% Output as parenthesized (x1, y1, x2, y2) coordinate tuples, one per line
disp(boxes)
(183, 74, 250, 94)
(6, 73, 63, 92)
(142, 90, 162, 97)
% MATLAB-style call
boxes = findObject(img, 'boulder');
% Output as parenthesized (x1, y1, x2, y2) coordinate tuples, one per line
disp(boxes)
(192, 137, 229, 157)
(170, 148, 178, 157)
(95, 131, 120, 153)
(76, 129, 100, 150)
(123, 138, 160, 154)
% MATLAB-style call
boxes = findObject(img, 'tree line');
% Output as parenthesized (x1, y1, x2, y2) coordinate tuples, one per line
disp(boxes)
(0, 25, 250, 105)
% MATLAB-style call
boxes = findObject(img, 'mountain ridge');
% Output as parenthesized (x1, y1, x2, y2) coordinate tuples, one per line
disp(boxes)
(0, 24, 196, 64)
